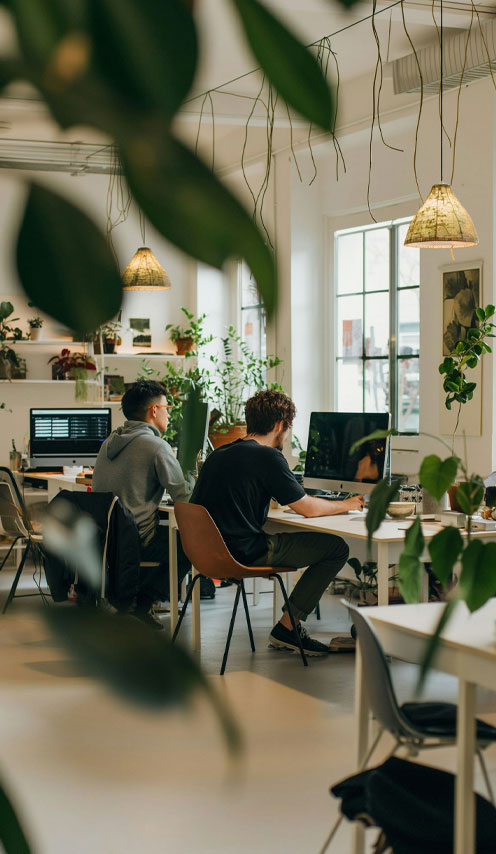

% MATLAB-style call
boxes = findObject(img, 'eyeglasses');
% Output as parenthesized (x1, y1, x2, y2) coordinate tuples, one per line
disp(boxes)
(148, 404, 173, 410)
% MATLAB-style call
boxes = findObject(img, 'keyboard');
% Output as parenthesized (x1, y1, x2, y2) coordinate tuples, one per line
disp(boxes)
(307, 489, 352, 501)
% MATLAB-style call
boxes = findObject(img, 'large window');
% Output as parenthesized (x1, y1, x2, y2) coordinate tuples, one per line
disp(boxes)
(238, 260, 266, 360)
(335, 219, 420, 433)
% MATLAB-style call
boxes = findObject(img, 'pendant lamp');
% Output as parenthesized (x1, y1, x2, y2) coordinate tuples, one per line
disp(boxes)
(122, 247, 171, 290)
(404, 0, 478, 252)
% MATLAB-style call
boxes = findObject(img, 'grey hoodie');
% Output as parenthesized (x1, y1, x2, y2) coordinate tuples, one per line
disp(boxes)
(92, 421, 193, 545)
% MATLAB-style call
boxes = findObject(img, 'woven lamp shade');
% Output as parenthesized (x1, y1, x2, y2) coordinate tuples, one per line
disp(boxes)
(404, 183, 478, 249)
(122, 247, 171, 290)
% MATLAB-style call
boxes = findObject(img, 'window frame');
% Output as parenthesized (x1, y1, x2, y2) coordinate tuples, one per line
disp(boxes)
(334, 216, 420, 435)
(237, 259, 266, 361)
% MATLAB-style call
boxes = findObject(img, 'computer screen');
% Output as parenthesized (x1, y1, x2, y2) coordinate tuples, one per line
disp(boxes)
(30, 408, 111, 467)
(304, 411, 390, 495)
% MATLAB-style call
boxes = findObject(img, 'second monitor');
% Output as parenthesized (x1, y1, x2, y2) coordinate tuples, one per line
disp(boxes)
(304, 411, 390, 496)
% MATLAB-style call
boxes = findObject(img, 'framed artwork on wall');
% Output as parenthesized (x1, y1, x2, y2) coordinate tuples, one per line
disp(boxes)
(439, 262, 483, 438)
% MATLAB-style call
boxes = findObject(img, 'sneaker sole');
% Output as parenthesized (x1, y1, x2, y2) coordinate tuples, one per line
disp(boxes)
(268, 635, 328, 656)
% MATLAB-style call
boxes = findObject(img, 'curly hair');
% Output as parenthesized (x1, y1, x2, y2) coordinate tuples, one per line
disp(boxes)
(245, 389, 296, 435)
(122, 379, 168, 421)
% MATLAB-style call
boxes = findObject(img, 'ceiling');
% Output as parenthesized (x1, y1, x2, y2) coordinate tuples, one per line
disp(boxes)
(0, 0, 494, 170)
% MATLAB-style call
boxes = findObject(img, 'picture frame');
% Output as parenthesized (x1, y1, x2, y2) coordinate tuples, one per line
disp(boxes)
(439, 261, 483, 438)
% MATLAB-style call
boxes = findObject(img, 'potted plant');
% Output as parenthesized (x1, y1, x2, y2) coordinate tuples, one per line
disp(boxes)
(27, 316, 43, 341)
(0, 301, 23, 343)
(48, 349, 97, 400)
(0, 345, 20, 380)
(439, 303, 496, 508)
(165, 307, 209, 356)
(208, 326, 283, 448)
(93, 321, 122, 354)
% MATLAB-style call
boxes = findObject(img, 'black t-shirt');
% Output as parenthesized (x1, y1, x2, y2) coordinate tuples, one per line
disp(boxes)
(191, 439, 305, 564)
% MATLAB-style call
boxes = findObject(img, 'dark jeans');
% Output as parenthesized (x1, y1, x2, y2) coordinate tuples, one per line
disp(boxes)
(251, 532, 349, 621)
(137, 522, 191, 609)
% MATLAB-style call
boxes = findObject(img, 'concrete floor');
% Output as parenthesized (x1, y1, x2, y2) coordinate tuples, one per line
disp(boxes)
(0, 563, 495, 853)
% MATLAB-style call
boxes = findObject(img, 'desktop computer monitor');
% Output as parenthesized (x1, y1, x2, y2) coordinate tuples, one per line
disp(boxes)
(303, 411, 390, 496)
(30, 407, 112, 468)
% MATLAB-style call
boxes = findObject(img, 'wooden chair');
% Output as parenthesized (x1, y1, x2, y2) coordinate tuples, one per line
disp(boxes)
(172, 502, 308, 674)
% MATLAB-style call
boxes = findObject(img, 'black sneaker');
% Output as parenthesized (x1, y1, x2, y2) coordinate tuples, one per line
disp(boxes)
(269, 622, 329, 656)
(133, 606, 164, 631)
(200, 576, 216, 599)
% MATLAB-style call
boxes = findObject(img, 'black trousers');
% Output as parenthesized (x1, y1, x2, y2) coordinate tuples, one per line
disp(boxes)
(137, 522, 191, 608)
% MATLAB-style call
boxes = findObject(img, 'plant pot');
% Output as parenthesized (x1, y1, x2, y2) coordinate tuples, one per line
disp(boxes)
(51, 365, 66, 380)
(448, 482, 464, 512)
(0, 358, 11, 379)
(175, 336, 194, 356)
(11, 358, 26, 379)
(209, 423, 247, 449)
(103, 338, 116, 354)
(29, 327, 42, 341)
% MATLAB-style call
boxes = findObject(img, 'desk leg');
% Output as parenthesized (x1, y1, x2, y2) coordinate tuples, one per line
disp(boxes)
(352, 643, 368, 854)
(191, 566, 201, 652)
(168, 518, 178, 639)
(420, 561, 429, 602)
(455, 679, 476, 854)
(253, 577, 260, 605)
(377, 543, 389, 606)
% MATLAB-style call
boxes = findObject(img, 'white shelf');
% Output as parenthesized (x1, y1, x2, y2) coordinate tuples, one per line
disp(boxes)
(7, 340, 84, 346)
(100, 353, 186, 359)
(0, 379, 100, 384)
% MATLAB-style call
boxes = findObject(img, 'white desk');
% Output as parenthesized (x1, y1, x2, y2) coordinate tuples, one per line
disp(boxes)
(355, 601, 496, 854)
(266, 508, 496, 606)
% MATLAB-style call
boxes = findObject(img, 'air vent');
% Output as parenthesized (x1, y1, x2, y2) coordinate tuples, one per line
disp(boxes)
(392, 18, 496, 94)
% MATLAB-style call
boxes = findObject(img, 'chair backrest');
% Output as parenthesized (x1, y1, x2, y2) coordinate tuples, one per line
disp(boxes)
(174, 502, 249, 579)
(0, 468, 31, 538)
(341, 600, 414, 738)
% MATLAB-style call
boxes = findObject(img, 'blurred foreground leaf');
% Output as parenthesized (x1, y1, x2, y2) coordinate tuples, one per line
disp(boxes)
(231, 0, 333, 132)
(121, 132, 277, 318)
(177, 385, 209, 475)
(428, 527, 463, 587)
(417, 598, 457, 693)
(0, 782, 32, 854)
(16, 183, 123, 333)
(349, 429, 397, 457)
(366, 478, 400, 552)
(456, 476, 485, 517)
(419, 454, 459, 502)
(458, 541, 496, 613)
(397, 516, 424, 603)
(44, 607, 241, 753)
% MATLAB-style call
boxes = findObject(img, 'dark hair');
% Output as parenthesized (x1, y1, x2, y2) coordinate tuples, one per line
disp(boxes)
(245, 389, 296, 435)
(122, 379, 167, 421)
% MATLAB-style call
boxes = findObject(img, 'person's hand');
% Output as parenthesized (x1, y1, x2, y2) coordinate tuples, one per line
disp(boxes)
(344, 495, 365, 512)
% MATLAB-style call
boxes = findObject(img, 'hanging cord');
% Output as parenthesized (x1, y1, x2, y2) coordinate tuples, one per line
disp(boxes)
(139, 208, 146, 245)
(441, 0, 444, 181)
(106, 144, 132, 262)
(194, 91, 216, 171)
(257, 83, 277, 246)
(241, 74, 266, 219)
(431, 0, 452, 158)
(314, 37, 347, 181)
(450, 0, 475, 185)
(372, 0, 403, 153)
(286, 102, 303, 182)
(401, 0, 424, 202)
(469, 0, 496, 91)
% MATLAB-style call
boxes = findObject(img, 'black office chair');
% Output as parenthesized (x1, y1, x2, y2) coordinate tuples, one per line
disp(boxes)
(319, 599, 496, 853)
(0, 467, 45, 613)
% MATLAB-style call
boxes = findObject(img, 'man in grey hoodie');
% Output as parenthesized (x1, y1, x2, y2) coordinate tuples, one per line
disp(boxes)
(93, 379, 193, 628)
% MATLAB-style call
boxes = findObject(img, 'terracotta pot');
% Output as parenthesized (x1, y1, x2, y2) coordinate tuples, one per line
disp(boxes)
(448, 482, 464, 512)
(209, 423, 247, 449)
(175, 336, 194, 356)
(103, 338, 116, 354)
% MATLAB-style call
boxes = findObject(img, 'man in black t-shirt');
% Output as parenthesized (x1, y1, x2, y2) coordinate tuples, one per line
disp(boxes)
(191, 389, 364, 656)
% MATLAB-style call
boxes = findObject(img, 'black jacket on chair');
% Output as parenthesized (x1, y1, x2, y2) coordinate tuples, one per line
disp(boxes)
(44, 490, 141, 610)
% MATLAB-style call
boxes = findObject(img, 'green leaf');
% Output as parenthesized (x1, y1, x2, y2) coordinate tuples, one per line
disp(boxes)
(349, 429, 397, 457)
(476, 307, 486, 322)
(419, 454, 459, 502)
(428, 527, 463, 586)
(0, 782, 32, 854)
(16, 183, 122, 333)
(365, 478, 400, 551)
(456, 476, 485, 516)
(467, 327, 481, 339)
(398, 517, 425, 603)
(121, 132, 277, 318)
(347, 556, 363, 580)
(459, 541, 496, 612)
(439, 356, 455, 374)
(12, 0, 86, 65)
(89, 0, 197, 120)
(485, 304, 495, 318)
(231, 0, 333, 132)
(417, 598, 458, 692)
(177, 386, 208, 475)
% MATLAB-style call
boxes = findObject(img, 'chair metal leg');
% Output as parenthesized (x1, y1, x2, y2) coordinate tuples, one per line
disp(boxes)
(477, 748, 495, 804)
(171, 573, 201, 644)
(220, 583, 242, 676)
(240, 580, 255, 652)
(3, 541, 30, 615)
(0, 536, 19, 574)
(272, 573, 308, 667)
